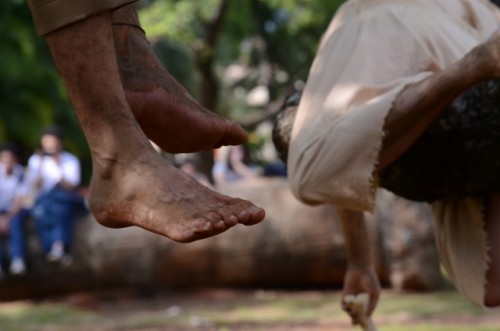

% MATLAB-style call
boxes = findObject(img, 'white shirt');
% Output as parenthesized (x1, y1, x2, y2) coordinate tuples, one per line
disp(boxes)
(24, 151, 81, 195)
(0, 163, 24, 212)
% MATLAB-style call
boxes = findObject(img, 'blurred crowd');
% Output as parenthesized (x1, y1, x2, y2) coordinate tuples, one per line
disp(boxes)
(0, 126, 86, 278)
(178, 122, 288, 188)
(179, 144, 287, 189)
(0, 123, 285, 279)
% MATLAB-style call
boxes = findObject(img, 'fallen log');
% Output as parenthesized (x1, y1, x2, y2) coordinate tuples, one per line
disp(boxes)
(0, 178, 441, 300)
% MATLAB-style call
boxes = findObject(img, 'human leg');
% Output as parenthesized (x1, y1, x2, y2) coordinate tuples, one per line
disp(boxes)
(111, 4, 247, 153)
(28, 0, 136, 36)
(0, 236, 4, 274)
(32, 191, 72, 258)
(484, 193, 500, 307)
(30, 0, 248, 154)
(379, 30, 500, 170)
(44, 12, 265, 243)
(32, 199, 53, 253)
(8, 208, 30, 275)
(46, 194, 75, 256)
(8, 208, 30, 261)
(33, 217, 53, 254)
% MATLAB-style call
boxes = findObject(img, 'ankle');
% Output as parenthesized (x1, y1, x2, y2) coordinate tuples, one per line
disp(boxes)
(111, 12, 148, 62)
(111, 4, 141, 27)
(91, 139, 158, 181)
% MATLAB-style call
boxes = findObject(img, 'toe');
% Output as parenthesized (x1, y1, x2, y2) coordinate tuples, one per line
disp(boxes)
(224, 120, 248, 146)
(213, 219, 228, 232)
(228, 214, 238, 226)
(192, 212, 219, 235)
(170, 218, 213, 243)
(244, 206, 266, 225)
(234, 209, 250, 224)
(204, 211, 222, 226)
(217, 208, 239, 227)
(227, 198, 265, 225)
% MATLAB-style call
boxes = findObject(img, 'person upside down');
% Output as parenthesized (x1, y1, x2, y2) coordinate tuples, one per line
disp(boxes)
(278, 0, 500, 325)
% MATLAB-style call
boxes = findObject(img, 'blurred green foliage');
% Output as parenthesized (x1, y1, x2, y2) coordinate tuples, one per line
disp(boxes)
(139, 0, 345, 118)
(0, 0, 345, 182)
(0, 0, 90, 178)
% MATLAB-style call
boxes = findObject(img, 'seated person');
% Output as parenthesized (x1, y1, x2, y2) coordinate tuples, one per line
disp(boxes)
(12, 126, 83, 267)
(0, 144, 26, 276)
(212, 145, 260, 187)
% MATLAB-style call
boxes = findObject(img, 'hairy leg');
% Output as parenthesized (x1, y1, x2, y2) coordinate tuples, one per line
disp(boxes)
(484, 193, 500, 307)
(45, 12, 265, 243)
(111, 5, 247, 154)
(379, 30, 500, 170)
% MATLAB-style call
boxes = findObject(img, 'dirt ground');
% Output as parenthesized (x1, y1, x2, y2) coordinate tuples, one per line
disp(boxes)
(2, 288, 500, 330)
(56, 288, 500, 330)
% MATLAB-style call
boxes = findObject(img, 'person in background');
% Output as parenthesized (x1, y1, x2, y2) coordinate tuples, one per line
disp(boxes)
(0, 144, 26, 276)
(12, 126, 83, 267)
(212, 145, 260, 187)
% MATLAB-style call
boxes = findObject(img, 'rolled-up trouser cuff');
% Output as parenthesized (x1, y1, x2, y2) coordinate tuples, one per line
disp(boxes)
(28, 0, 137, 36)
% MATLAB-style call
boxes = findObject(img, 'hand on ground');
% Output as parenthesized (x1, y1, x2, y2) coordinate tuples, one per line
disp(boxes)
(341, 266, 380, 325)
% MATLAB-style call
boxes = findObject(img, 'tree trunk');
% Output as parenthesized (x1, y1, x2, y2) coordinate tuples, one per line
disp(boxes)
(0, 178, 442, 301)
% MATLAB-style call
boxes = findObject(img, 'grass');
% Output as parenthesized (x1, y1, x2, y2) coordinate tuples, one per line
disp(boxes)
(382, 327, 498, 331)
(0, 288, 498, 330)
(0, 301, 95, 331)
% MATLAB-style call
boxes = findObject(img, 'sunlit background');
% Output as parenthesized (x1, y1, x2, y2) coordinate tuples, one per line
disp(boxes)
(1, 0, 499, 330)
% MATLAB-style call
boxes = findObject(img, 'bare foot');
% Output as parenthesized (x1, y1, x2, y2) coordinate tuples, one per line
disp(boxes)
(111, 6, 247, 153)
(46, 10, 264, 243)
(89, 146, 265, 243)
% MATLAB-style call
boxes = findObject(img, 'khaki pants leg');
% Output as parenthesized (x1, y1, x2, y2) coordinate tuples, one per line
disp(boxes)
(28, 0, 137, 35)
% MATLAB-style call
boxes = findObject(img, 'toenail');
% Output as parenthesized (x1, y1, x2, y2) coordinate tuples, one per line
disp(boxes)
(251, 206, 264, 216)
(229, 215, 238, 224)
(236, 210, 250, 222)
(202, 221, 213, 231)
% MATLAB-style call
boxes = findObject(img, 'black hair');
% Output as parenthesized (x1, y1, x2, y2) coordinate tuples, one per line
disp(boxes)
(41, 126, 65, 140)
(0, 142, 22, 160)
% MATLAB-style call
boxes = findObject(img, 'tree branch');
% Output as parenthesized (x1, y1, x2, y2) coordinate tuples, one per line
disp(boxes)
(204, 0, 230, 47)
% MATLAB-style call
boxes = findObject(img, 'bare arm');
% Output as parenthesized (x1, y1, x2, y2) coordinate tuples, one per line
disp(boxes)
(338, 208, 372, 268)
(52, 154, 80, 191)
(380, 30, 500, 169)
(337, 208, 380, 323)
(228, 146, 257, 179)
(0, 196, 25, 235)
(58, 178, 78, 191)
(0, 215, 8, 235)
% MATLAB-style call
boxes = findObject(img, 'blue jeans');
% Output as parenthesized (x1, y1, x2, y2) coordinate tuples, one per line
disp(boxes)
(6, 208, 30, 260)
(0, 211, 9, 264)
(6, 186, 85, 260)
(6, 187, 85, 260)
(32, 186, 84, 254)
